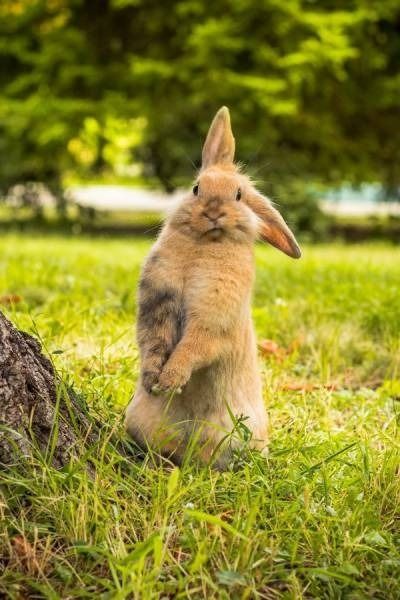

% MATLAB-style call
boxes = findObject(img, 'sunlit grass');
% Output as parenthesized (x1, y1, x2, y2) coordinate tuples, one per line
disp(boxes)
(0, 235, 399, 598)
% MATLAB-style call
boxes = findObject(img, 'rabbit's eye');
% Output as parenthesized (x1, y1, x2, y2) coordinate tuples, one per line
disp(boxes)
(193, 184, 199, 196)
(236, 188, 242, 201)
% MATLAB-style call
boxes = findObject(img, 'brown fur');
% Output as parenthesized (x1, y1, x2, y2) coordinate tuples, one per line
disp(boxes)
(125, 107, 300, 469)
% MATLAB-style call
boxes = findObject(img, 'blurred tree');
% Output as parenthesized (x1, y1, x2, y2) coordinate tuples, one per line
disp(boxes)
(0, 0, 399, 209)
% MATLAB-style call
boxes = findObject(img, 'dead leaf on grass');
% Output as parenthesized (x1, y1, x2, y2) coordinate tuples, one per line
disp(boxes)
(258, 339, 288, 362)
(258, 338, 301, 362)
(11, 535, 41, 575)
(0, 294, 23, 305)
(280, 381, 340, 392)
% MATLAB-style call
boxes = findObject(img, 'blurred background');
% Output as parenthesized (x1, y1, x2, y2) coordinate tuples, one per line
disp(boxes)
(0, 0, 399, 241)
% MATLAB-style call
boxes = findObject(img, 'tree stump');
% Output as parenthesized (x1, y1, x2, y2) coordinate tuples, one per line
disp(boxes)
(0, 311, 97, 467)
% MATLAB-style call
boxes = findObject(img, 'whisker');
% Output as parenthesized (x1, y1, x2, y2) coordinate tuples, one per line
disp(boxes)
(183, 153, 198, 171)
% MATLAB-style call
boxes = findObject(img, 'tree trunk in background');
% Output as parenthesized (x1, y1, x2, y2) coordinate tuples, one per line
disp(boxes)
(0, 311, 97, 467)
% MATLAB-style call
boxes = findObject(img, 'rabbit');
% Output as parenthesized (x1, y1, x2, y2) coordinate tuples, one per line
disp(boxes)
(125, 106, 301, 470)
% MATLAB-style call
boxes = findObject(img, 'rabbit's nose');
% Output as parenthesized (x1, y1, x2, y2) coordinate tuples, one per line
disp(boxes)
(203, 211, 226, 223)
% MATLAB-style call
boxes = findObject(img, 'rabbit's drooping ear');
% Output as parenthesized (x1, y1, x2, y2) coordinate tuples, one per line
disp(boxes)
(247, 193, 301, 259)
(202, 106, 235, 168)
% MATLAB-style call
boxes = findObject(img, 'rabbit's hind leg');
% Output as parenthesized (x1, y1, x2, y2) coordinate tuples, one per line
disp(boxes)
(125, 388, 187, 464)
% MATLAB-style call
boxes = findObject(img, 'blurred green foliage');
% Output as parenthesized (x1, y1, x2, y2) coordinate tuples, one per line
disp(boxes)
(0, 0, 399, 204)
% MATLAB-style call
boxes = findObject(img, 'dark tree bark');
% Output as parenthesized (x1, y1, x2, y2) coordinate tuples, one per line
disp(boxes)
(0, 311, 98, 467)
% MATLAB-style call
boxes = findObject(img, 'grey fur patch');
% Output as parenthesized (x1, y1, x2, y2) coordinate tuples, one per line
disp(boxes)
(148, 337, 171, 357)
(139, 276, 151, 292)
(176, 307, 186, 341)
(139, 288, 178, 328)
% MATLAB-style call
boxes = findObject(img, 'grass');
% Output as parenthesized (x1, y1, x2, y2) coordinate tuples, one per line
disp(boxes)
(0, 234, 399, 599)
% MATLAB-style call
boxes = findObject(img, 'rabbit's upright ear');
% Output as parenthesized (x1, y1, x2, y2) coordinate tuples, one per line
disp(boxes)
(202, 106, 235, 168)
(247, 193, 301, 259)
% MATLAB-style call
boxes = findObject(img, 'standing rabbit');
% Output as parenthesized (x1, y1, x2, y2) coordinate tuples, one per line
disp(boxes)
(125, 107, 300, 469)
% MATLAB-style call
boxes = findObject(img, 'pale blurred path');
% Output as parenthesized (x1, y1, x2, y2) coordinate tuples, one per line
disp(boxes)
(70, 185, 183, 213)
(69, 185, 400, 217)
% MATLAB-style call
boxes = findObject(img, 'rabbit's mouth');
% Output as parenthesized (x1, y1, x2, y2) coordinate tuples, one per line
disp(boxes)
(206, 226, 224, 240)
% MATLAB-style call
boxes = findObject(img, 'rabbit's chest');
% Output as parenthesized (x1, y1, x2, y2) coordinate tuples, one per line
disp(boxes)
(183, 258, 252, 328)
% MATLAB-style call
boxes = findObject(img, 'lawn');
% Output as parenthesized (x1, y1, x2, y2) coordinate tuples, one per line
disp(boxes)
(1, 234, 399, 599)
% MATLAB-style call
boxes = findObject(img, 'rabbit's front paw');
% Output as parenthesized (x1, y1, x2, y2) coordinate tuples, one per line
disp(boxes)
(142, 369, 161, 394)
(152, 365, 190, 396)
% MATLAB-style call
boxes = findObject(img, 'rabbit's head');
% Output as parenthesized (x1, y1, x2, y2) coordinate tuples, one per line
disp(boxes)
(170, 107, 301, 258)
